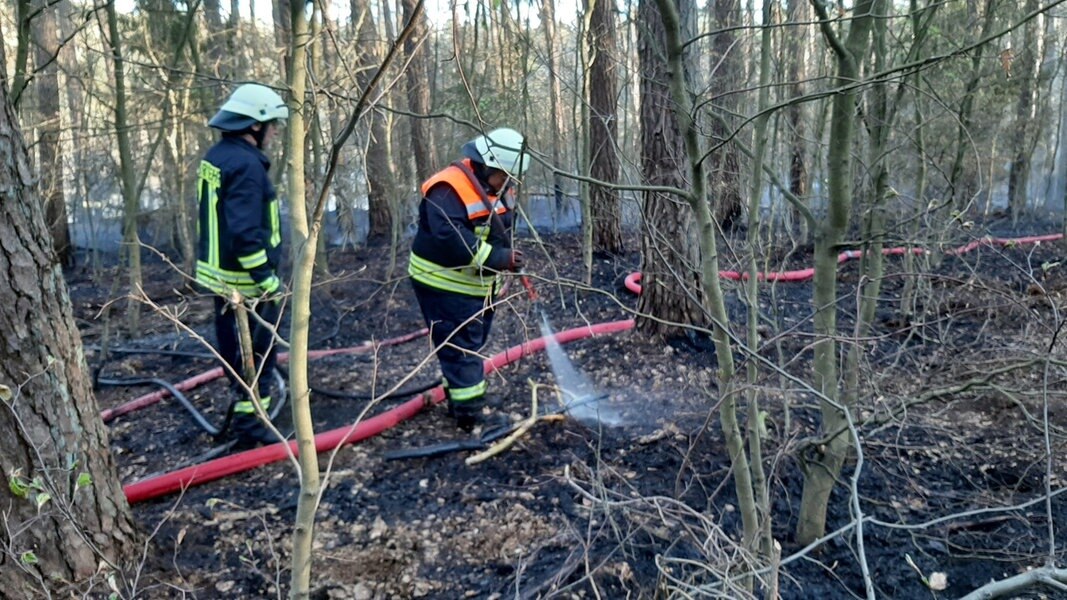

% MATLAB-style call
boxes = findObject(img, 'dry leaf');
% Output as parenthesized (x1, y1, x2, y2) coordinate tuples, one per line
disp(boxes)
(929, 572, 948, 591)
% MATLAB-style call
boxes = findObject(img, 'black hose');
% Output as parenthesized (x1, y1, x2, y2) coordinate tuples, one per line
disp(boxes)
(383, 393, 610, 460)
(91, 344, 419, 403)
(95, 368, 287, 439)
(383, 419, 525, 460)
(85, 345, 215, 360)
(96, 375, 225, 436)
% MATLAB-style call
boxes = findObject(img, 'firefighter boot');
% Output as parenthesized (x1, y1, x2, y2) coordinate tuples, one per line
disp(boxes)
(447, 395, 486, 433)
(229, 396, 275, 450)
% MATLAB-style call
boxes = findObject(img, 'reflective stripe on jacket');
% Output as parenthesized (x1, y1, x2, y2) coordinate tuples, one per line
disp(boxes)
(196, 137, 282, 297)
(408, 159, 514, 297)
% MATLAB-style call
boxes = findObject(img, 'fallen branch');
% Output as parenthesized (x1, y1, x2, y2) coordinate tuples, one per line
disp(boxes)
(959, 565, 1067, 600)
(466, 382, 563, 465)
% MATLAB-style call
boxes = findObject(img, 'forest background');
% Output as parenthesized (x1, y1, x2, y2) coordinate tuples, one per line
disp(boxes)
(3, 0, 1067, 597)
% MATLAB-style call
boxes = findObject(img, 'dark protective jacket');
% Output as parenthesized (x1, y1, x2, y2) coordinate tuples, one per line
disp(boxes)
(408, 159, 515, 297)
(196, 136, 282, 296)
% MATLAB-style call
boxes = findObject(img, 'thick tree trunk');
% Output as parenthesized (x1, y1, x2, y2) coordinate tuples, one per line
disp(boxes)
(636, 0, 704, 338)
(33, 0, 73, 266)
(707, 0, 744, 229)
(786, 0, 811, 240)
(403, 0, 435, 182)
(1007, 0, 1039, 218)
(357, 0, 394, 244)
(0, 69, 139, 598)
(588, 0, 624, 255)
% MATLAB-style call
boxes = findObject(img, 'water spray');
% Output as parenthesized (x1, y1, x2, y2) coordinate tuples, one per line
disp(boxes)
(518, 269, 621, 427)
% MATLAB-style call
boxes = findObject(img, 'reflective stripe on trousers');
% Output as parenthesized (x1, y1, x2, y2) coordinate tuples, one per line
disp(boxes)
(412, 281, 494, 404)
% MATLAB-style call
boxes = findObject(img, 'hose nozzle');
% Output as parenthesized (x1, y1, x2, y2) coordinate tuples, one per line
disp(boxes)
(519, 270, 538, 302)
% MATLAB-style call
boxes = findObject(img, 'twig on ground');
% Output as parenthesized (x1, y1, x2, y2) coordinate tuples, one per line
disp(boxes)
(467, 382, 565, 465)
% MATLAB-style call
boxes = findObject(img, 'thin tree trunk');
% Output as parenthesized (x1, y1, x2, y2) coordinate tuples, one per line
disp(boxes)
(310, 1, 330, 278)
(579, 1, 594, 283)
(286, 0, 318, 595)
(744, 0, 775, 560)
(797, 0, 876, 546)
(10, 0, 32, 105)
(1061, 48, 1067, 235)
(105, 0, 143, 335)
(651, 0, 758, 562)
(285, 2, 421, 593)
(542, 0, 566, 215)
(842, 0, 892, 489)
(273, 0, 293, 79)
(786, 0, 811, 242)
(901, 0, 932, 319)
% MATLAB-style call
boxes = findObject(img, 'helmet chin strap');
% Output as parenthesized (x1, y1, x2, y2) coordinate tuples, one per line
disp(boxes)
(250, 124, 268, 149)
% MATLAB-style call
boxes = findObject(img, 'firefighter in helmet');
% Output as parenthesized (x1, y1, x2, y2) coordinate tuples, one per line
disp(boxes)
(196, 83, 288, 449)
(408, 128, 529, 431)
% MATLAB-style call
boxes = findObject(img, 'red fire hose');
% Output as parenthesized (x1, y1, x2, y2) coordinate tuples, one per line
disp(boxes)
(124, 320, 635, 504)
(101, 329, 429, 423)
(625, 234, 1063, 292)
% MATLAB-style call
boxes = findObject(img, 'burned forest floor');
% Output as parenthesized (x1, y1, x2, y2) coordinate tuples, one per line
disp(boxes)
(70, 215, 1067, 599)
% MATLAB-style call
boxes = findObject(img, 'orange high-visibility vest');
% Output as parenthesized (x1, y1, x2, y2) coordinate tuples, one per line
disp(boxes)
(420, 158, 507, 221)
(408, 159, 513, 297)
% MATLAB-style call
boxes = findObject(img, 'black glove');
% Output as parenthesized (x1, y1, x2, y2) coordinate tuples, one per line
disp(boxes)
(508, 250, 525, 272)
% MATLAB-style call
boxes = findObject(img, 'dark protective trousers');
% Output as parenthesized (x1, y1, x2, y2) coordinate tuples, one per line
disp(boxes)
(213, 295, 281, 400)
(412, 281, 494, 403)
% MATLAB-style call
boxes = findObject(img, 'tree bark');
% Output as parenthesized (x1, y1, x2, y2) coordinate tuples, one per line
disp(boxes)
(105, 0, 143, 334)
(796, 0, 876, 546)
(0, 65, 139, 598)
(587, 0, 624, 255)
(286, 0, 319, 595)
(403, 0, 435, 182)
(33, 0, 73, 266)
(542, 0, 566, 218)
(1007, 0, 1039, 218)
(357, 0, 394, 244)
(636, 0, 704, 338)
(706, 0, 744, 229)
(785, 0, 811, 240)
